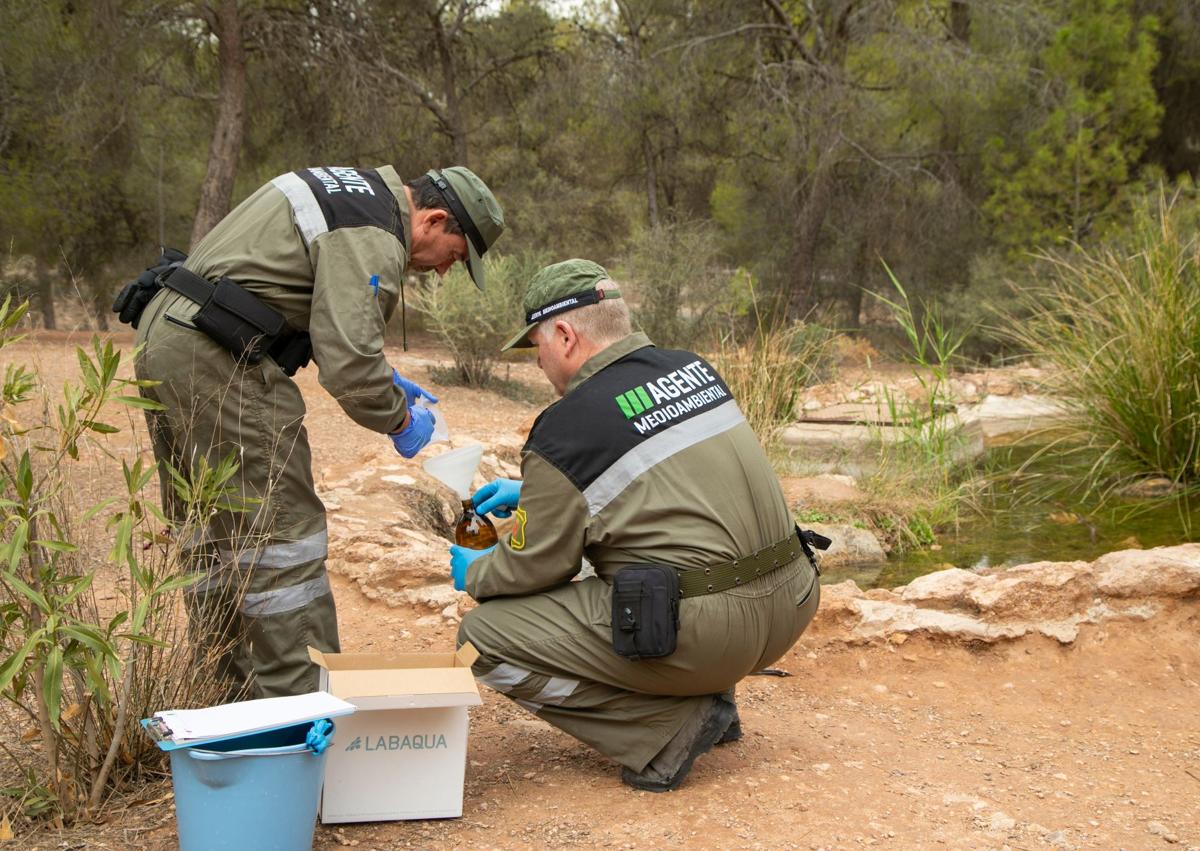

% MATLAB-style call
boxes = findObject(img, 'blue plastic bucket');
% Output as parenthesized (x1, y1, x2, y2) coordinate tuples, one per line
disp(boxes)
(170, 722, 328, 851)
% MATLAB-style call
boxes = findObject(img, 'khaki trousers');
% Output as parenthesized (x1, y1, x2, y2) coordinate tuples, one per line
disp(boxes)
(458, 558, 819, 771)
(135, 290, 339, 698)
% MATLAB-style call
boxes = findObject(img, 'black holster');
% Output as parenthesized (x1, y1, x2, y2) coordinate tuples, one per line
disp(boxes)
(112, 247, 187, 329)
(164, 267, 312, 377)
(611, 565, 680, 660)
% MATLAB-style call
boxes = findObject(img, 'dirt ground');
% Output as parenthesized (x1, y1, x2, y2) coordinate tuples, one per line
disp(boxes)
(3, 332, 1199, 851)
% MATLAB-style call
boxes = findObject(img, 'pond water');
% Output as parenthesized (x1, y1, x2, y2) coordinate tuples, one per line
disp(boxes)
(820, 447, 1200, 590)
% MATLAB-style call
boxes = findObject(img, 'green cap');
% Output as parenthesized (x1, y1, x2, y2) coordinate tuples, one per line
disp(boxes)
(501, 259, 621, 351)
(426, 166, 504, 289)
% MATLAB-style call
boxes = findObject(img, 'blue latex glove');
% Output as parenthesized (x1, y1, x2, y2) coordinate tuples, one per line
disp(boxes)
(390, 406, 435, 458)
(450, 544, 494, 591)
(306, 719, 335, 755)
(472, 478, 522, 518)
(393, 369, 438, 407)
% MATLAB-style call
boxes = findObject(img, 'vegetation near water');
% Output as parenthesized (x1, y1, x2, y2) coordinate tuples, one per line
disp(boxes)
(823, 444, 1200, 590)
(1006, 195, 1200, 497)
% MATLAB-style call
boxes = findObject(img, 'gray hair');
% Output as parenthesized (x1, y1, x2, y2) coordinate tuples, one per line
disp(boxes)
(533, 278, 631, 346)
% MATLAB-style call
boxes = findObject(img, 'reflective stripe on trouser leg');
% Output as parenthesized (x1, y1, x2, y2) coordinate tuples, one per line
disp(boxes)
(242, 562, 339, 698)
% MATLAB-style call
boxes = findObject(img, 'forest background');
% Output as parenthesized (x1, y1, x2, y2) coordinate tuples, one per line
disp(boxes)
(1, 0, 1198, 359)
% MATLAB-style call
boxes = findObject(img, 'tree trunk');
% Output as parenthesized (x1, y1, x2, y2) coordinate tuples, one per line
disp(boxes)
(36, 260, 57, 330)
(787, 151, 838, 320)
(936, 0, 971, 184)
(93, 292, 110, 331)
(948, 1, 970, 44)
(190, 0, 247, 248)
(433, 8, 469, 166)
(642, 132, 659, 228)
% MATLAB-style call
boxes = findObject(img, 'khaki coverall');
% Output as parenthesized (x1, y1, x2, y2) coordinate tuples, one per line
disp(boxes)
(136, 166, 414, 697)
(458, 333, 820, 772)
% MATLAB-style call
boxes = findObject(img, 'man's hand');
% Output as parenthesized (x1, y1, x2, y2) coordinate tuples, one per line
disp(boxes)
(450, 544, 494, 591)
(472, 478, 522, 518)
(390, 406, 435, 458)
(393, 369, 439, 408)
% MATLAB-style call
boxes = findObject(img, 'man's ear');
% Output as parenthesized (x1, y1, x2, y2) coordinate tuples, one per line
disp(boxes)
(415, 205, 448, 232)
(553, 319, 577, 352)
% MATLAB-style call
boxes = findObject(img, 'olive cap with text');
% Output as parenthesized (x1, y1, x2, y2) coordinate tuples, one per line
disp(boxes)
(500, 259, 622, 351)
(426, 166, 504, 289)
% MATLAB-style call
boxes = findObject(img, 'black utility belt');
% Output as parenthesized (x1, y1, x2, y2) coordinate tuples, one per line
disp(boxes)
(164, 267, 312, 377)
(611, 526, 831, 661)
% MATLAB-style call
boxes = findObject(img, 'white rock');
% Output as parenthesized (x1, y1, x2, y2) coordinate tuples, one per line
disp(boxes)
(959, 394, 1068, 438)
(850, 599, 1026, 643)
(821, 580, 867, 600)
(380, 474, 417, 486)
(964, 560, 1094, 618)
(1093, 545, 1200, 598)
(900, 568, 980, 609)
(805, 523, 885, 566)
(988, 811, 1017, 832)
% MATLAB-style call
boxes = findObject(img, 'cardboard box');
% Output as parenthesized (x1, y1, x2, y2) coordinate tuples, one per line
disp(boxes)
(309, 643, 482, 823)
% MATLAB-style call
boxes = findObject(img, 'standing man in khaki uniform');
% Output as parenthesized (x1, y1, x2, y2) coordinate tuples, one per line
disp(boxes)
(450, 259, 823, 791)
(129, 165, 503, 698)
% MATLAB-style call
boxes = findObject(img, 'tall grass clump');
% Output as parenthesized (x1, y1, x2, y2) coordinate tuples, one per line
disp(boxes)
(866, 266, 984, 550)
(710, 278, 834, 443)
(0, 298, 241, 828)
(1005, 194, 1200, 495)
(416, 251, 548, 388)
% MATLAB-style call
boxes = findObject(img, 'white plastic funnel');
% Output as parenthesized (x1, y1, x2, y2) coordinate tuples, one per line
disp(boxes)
(422, 443, 483, 500)
(414, 397, 449, 444)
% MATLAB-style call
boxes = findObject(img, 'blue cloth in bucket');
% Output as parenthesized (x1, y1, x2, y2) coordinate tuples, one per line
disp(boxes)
(171, 721, 331, 851)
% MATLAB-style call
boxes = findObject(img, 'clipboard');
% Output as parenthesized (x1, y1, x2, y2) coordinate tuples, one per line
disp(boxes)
(141, 690, 356, 751)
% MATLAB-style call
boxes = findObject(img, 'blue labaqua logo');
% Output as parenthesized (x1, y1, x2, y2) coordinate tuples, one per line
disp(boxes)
(345, 733, 448, 753)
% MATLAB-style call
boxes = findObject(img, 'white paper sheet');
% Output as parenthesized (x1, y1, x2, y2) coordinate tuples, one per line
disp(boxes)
(153, 691, 355, 743)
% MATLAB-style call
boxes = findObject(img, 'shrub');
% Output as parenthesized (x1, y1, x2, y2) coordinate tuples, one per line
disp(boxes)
(710, 281, 834, 443)
(0, 298, 238, 826)
(414, 251, 548, 387)
(1004, 192, 1200, 493)
(617, 221, 750, 349)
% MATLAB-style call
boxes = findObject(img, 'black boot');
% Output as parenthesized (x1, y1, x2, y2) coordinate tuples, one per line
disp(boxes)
(717, 706, 742, 744)
(620, 696, 737, 792)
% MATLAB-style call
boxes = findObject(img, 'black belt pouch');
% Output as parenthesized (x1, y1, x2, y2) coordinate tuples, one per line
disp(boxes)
(192, 278, 287, 363)
(611, 565, 680, 660)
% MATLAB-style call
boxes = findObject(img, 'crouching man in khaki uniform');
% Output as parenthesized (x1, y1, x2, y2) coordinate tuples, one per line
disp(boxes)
(450, 259, 821, 792)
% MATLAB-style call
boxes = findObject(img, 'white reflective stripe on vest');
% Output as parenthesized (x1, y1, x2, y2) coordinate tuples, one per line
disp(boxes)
(583, 400, 746, 516)
(241, 573, 331, 617)
(217, 528, 328, 570)
(271, 172, 328, 245)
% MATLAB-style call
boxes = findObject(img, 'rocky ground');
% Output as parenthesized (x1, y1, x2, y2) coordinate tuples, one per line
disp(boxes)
(2, 332, 1198, 850)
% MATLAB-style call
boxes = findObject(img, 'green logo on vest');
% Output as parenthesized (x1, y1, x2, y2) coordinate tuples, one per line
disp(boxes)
(615, 386, 655, 419)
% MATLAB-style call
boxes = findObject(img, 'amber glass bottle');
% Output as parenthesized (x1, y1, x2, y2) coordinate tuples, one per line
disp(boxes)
(455, 500, 498, 549)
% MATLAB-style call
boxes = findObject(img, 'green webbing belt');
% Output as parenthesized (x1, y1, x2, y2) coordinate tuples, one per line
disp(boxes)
(677, 528, 823, 599)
